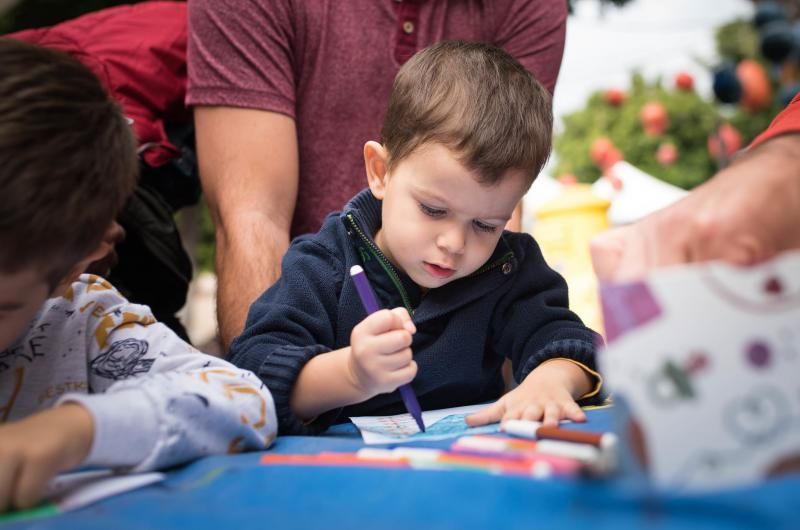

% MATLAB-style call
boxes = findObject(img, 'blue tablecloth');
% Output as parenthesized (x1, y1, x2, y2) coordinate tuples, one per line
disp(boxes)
(5, 408, 800, 530)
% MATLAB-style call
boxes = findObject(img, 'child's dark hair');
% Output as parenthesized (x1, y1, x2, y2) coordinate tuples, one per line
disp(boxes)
(381, 40, 553, 187)
(0, 38, 137, 287)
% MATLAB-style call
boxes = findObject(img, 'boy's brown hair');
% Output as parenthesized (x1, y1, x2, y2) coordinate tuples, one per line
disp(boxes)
(381, 40, 553, 187)
(0, 38, 137, 286)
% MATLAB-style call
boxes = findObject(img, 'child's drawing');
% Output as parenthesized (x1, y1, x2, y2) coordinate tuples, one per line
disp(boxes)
(350, 404, 500, 444)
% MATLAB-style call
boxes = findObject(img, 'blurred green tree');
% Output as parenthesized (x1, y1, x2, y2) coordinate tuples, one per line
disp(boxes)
(554, 17, 786, 189)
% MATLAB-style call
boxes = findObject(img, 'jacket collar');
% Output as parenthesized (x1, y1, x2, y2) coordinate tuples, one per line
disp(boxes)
(341, 189, 423, 311)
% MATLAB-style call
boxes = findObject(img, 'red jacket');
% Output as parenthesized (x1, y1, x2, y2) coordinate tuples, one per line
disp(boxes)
(750, 93, 800, 149)
(8, 2, 189, 168)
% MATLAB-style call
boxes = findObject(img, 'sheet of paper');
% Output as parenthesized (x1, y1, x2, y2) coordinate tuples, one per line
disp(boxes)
(599, 251, 800, 492)
(47, 469, 165, 512)
(350, 404, 500, 444)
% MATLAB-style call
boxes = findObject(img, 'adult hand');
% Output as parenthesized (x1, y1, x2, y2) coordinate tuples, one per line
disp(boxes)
(347, 308, 417, 397)
(466, 359, 590, 427)
(0, 403, 93, 512)
(591, 134, 800, 281)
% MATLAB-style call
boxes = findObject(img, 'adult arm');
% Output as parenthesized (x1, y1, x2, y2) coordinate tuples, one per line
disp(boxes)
(194, 106, 298, 348)
(188, 0, 299, 347)
(591, 95, 800, 281)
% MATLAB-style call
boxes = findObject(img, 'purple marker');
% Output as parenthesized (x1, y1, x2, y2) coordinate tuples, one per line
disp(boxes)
(350, 265, 426, 432)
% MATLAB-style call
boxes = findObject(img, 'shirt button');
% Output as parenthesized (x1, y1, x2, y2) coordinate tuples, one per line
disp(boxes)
(402, 21, 415, 34)
(502, 262, 513, 275)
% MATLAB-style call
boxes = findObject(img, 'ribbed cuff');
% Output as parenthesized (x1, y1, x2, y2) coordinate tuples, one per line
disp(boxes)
(519, 334, 606, 406)
(58, 390, 158, 469)
(257, 344, 340, 435)
(538, 357, 604, 401)
(520, 337, 598, 381)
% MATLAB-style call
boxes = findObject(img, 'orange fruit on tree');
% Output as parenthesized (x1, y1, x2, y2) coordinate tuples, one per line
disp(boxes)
(736, 59, 772, 112)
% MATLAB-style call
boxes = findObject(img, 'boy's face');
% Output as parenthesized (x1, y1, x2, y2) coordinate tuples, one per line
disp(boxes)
(0, 240, 108, 351)
(0, 268, 51, 351)
(366, 142, 528, 290)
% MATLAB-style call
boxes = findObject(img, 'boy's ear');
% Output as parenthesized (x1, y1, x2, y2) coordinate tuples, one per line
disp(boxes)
(364, 141, 389, 200)
(51, 239, 115, 297)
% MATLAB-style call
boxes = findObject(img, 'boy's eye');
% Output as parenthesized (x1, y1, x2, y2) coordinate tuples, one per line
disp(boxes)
(473, 220, 498, 234)
(419, 203, 446, 218)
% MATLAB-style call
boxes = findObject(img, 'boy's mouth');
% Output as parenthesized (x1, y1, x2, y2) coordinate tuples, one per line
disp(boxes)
(423, 261, 455, 279)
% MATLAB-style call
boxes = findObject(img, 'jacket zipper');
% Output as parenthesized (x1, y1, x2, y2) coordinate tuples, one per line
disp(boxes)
(347, 214, 414, 314)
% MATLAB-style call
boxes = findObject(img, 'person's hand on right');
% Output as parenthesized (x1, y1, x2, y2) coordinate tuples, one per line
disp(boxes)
(591, 134, 800, 282)
(347, 307, 417, 397)
(0, 403, 94, 512)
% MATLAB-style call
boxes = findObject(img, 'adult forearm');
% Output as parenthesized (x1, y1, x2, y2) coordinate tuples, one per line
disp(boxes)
(193, 106, 299, 349)
(290, 347, 370, 420)
(214, 212, 290, 348)
(731, 132, 800, 214)
(591, 133, 800, 281)
(698, 133, 800, 258)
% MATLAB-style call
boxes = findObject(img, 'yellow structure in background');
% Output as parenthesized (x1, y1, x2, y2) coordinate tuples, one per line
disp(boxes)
(532, 184, 610, 336)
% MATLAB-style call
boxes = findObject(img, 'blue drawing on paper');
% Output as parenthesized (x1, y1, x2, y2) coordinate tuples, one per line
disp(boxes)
(365, 413, 500, 441)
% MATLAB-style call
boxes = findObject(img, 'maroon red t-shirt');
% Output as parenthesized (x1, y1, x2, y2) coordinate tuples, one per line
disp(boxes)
(187, 0, 566, 237)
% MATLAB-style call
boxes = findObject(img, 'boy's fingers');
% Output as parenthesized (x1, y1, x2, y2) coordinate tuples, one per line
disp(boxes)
(541, 403, 562, 427)
(389, 307, 416, 333)
(13, 460, 49, 511)
(518, 403, 544, 423)
(365, 329, 412, 356)
(565, 402, 587, 423)
(0, 458, 20, 513)
(466, 401, 504, 426)
(389, 360, 417, 387)
(359, 310, 403, 335)
(382, 348, 413, 370)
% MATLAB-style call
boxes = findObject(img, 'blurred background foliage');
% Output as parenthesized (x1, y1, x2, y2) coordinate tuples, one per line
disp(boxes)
(554, 4, 798, 189)
(556, 73, 721, 189)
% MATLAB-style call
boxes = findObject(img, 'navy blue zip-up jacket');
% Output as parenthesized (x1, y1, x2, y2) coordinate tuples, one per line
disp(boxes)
(229, 189, 602, 435)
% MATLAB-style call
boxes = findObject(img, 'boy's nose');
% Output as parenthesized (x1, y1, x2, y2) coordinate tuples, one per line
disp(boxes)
(436, 225, 466, 255)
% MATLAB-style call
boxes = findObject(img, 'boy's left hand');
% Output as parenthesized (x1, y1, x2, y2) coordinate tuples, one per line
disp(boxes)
(0, 403, 94, 512)
(466, 359, 591, 428)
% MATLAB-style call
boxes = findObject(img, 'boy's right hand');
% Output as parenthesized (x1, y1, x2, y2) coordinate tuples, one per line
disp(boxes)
(347, 307, 417, 397)
(0, 403, 94, 512)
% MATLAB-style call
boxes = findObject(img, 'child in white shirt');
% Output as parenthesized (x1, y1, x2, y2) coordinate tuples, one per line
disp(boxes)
(0, 38, 276, 512)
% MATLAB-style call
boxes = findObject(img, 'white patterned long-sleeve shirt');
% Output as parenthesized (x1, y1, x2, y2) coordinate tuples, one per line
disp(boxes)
(0, 274, 276, 471)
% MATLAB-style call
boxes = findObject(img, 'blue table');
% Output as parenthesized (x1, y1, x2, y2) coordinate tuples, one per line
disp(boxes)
(5, 408, 800, 530)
